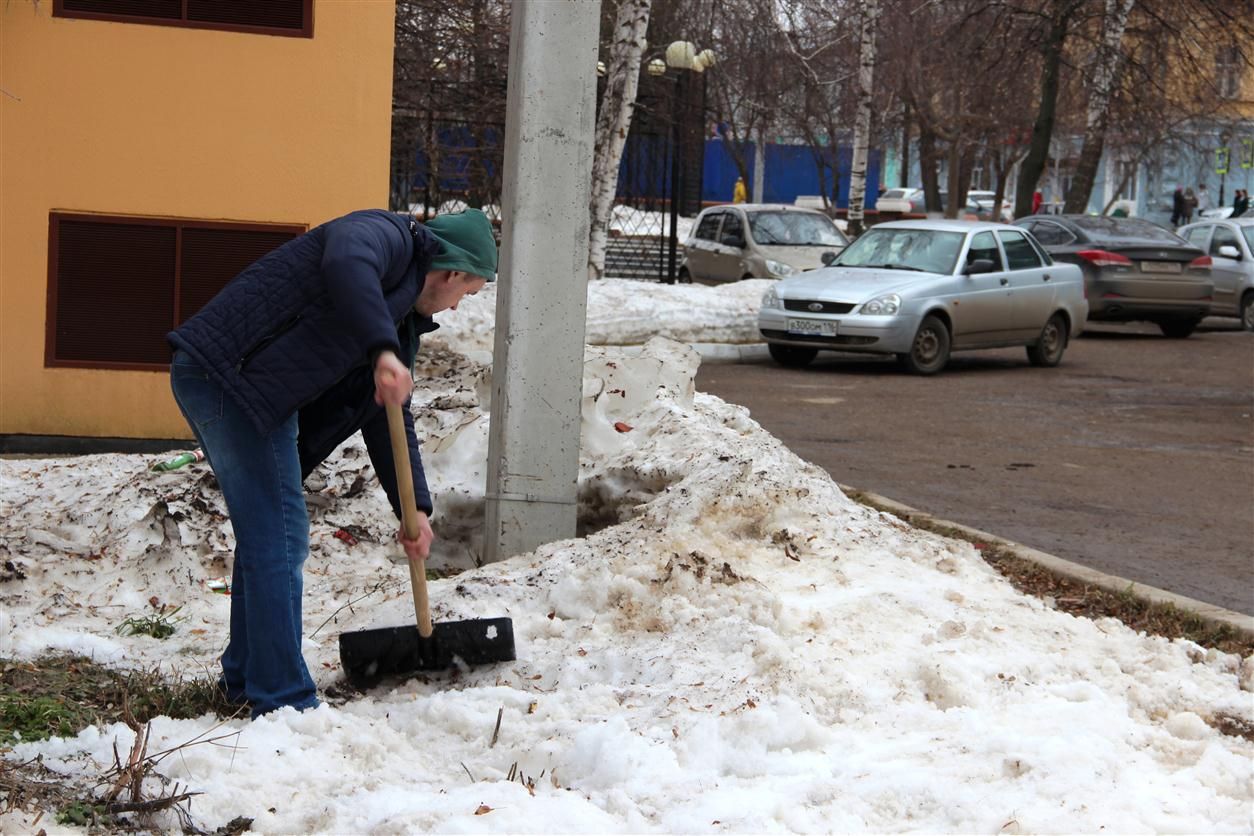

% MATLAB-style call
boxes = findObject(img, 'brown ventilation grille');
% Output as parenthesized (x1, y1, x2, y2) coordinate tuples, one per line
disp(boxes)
(179, 226, 296, 326)
(47, 213, 304, 370)
(54, 0, 313, 37)
(53, 220, 177, 366)
(62, 0, 181, 19)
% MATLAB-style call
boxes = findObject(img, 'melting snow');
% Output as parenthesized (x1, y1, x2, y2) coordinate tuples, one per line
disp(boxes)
(0, 282, 1250, 834)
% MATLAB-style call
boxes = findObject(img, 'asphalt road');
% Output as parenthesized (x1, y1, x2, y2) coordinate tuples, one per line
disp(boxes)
(695, 318, 1254, 615)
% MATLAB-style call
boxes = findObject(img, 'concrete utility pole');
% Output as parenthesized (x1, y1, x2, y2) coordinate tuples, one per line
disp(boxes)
(484, 0, 601, 563)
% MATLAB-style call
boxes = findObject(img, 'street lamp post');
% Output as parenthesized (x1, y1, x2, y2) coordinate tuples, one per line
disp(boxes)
(660, 42, 714, 284)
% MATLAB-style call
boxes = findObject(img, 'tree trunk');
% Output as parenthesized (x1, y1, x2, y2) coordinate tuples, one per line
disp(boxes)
(944, 140, 962, 218)
(919, 128, 942, 213)
(846, 0, 880, 236)
(1064, 0, 1136, 214)
(946, 141, 976, 218)
(900, 101, 911, 188)
(1014, 0, 1073, 218)
(587, 0, 652, 281)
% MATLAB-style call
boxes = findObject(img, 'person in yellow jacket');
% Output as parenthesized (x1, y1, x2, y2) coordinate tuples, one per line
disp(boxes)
(733, 176, 747, 203)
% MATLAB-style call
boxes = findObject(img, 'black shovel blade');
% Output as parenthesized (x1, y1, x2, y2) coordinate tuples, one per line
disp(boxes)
(338, 617, 515, 683)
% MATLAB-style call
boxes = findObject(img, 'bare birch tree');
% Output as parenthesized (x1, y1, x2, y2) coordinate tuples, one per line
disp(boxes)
(588, 0, 653, 281)
(847, 0, 880, 235)
(1063, 0, 1136, 213)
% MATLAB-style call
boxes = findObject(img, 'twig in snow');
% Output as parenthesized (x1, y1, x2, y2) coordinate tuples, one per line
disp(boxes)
(490, 706, 503, 748)
(311, 578, 390, 637)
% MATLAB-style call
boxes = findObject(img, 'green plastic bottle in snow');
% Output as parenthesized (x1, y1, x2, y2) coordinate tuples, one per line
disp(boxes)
(151, 449, 205, 472)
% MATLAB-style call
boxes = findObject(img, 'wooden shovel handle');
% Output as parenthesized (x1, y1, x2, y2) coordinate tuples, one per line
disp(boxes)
(385, 402, 432, 637)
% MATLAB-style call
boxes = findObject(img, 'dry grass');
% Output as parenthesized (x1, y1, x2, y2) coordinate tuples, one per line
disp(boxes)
(1, 656, 247, 832)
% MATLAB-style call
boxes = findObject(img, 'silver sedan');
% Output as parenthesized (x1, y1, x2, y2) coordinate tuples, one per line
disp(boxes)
(1177, 217, 1254, 330)
(757, 220, 1088, 374)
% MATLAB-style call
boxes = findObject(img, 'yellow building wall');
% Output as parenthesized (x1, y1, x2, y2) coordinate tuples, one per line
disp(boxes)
(0, 0, 396, 440)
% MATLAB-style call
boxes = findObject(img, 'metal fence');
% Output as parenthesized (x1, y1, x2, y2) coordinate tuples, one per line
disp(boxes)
(391, 72, 707, 282)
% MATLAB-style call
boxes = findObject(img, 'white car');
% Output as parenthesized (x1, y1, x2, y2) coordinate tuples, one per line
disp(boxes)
(758, 220, 1089, 374)
(876, 188, 1010, 221)
(875, 188, 922, 214)
(966, 190, 1014, 222)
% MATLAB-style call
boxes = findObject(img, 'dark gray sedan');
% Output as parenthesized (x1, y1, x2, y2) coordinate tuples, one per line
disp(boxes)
(1013, 215, 1213, 338)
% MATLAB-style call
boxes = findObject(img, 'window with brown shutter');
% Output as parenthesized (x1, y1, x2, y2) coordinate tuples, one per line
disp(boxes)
(54, 0, 313, 38)
(46, 212, 305, 370)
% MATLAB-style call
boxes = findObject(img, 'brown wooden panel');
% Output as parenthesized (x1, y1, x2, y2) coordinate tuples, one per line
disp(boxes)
(178, 226, 299, 323)
(53, 219, 177, 366)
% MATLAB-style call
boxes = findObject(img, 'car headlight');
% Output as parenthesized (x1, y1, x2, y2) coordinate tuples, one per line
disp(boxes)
(765, 259, 798, 278)
(860, 293, 901, 315)
(761, 287, 781, 308)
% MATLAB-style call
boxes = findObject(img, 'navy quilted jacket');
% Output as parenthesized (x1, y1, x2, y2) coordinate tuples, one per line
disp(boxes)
(168, 209, 441, 516)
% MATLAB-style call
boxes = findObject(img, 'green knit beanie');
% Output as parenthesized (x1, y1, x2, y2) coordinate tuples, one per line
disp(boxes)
(424, 209, 498, 281)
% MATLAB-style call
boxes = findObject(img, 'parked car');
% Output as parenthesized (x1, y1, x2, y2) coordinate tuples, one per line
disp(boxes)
(1200, 206, 1235, 220)
(757, 220, 1087, 374)
(1013, 215, 1213, 337)
(875, 188, 923, 214)
(1177, 217, 1254, 330)
(876, 188, 1009, 220)
(679, 204, 848, 282)
(877, 188, 943, 214)
(966, 190, 1013, 222)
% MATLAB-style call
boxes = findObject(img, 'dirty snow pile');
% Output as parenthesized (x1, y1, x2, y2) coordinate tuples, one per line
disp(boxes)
(433, 279, 770, 356)
(1, 286, 1252, 833)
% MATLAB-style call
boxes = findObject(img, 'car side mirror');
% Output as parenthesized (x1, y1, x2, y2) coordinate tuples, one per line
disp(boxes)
(821, 251, 838, 266)
(721, 234, 745, 249)
(964, 258, 997, 275)
(1218, 245, 1242, 259)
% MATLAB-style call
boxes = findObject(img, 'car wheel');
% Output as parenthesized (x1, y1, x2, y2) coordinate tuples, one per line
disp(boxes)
(768, 343, 817, 368)
(1027, 313, 1069, 367)
(1156, 317, 1200, 339)
(1241, 291, 1254, 331)
(898, 315, 950, 375)
(677, 267, 692, 284)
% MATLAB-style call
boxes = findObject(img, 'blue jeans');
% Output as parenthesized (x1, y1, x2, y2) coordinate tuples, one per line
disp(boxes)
(170, 351, 319, 718)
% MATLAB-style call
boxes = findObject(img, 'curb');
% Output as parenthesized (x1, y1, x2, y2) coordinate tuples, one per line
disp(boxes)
(689, 342, 769, 364)
(606, 342, 769, 364)
(843, 485, 1254, 641)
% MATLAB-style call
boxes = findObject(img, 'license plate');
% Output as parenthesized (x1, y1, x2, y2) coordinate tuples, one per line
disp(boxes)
(1141, 261, 1182, 274)
(787, 318, 838, 337)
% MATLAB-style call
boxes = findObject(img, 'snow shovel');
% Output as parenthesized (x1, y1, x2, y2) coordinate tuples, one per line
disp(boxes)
(338, 403, 515, 683)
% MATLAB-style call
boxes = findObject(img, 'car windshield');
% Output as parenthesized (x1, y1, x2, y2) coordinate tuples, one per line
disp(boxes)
(1243, 226, 1254, 252)
(882, 189, 910, 199)
(1069, 216, 1184, 243)
(747, 211, 847, 246)
(834, 227, 965, 274)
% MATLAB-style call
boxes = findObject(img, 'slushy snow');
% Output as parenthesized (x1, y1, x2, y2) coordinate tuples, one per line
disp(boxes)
(1, 280, 1250, 834)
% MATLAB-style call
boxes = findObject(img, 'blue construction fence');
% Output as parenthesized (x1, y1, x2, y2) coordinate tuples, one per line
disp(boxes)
(700, 140, 883, 209)
(406, 126, 883, 210)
